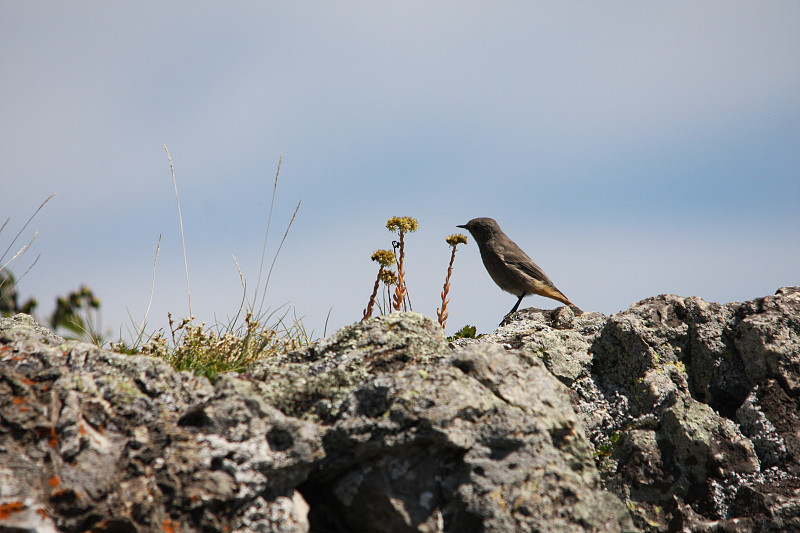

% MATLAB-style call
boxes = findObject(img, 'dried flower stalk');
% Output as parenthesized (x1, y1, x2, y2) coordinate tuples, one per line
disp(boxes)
(437, 234, 468, 328)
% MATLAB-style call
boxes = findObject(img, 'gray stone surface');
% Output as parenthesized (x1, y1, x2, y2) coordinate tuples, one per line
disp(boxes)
(0, 316, 321, 533)
(453, 287, 800, 531)
(1, 287, 799, 532)
(307, 342, 635, 532)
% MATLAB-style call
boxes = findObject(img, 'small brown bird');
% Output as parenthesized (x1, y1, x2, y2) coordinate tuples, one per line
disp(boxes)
(457, 217, 576, 316)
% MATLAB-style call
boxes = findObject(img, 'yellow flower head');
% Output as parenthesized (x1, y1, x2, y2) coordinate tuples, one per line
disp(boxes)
(446, 233, 468, 247)
(370, 249, 397, 267)
(379, 269, 398, 285)
(386, 216, 419, 234)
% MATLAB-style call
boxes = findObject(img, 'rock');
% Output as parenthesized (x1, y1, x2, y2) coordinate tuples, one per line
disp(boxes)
(735, 384, 787, 470)
(245, 312, 452, 422)
(452, 288, 800, 532)
(0, 312, 64, 345)
(305, 343, 635, 532)
(0, 314, 321, 533)
(583, 288, 800, 531)
(1, 287, 799, 532)
(453, 306, 602, 387)
(734, 287, 800, 394)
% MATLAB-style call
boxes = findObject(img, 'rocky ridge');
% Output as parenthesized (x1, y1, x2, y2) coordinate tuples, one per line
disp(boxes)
(0, 288, 798, 532)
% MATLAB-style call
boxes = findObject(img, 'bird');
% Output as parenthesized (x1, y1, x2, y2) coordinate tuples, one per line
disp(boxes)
(457, 217, 577, 317)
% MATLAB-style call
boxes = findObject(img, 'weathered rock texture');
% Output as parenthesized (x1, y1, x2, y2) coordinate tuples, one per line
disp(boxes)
(1, 288, 799, 532)
(0, 314, 321, 533)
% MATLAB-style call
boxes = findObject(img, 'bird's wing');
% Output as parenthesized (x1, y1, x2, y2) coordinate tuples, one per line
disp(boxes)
(501, 246, 556, 286)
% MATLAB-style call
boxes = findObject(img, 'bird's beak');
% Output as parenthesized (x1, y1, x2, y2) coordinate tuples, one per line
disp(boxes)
(457, 224, 466, 228)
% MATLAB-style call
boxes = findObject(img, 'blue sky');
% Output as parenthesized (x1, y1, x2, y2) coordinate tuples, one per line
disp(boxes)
(2, 2, 799, 341)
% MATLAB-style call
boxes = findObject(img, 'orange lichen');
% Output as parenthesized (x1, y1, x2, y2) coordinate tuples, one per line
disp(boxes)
(0, 501, 26, 519)
(48, 427, 58, 448)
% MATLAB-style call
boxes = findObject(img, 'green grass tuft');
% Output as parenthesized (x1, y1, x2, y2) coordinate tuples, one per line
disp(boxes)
(135, 309, 308, 380)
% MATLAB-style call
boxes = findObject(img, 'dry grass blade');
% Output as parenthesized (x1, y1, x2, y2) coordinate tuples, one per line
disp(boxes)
(261, 200, 301, 303)
(0, 230, 38, 277)
(0, 193, 55, 265)
(133, 234, 161, 346)
(10, 253, 41, 291)
(0, 194, 56, 292)
(164, 144, 192, 318)
(229, 254, 252, 327)
(255, 155, 282, 311)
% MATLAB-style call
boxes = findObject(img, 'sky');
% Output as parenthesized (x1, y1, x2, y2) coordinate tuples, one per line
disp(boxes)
(2, 2, 799, 343)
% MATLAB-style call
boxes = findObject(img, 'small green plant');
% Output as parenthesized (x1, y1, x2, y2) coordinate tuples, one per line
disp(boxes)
(447, 324, 484, 342)
(1, 194, 118, 346)
(49, 284, 106, 345)
(138, 310, 305, 380)
(437, 233, 467, 329)
(594, 430, 624, 457)
(0, 270, 37, 316)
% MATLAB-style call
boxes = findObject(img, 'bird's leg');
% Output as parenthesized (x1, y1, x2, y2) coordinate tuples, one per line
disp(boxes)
(508, 293, 526, 315)
(501, 293, 527, 325)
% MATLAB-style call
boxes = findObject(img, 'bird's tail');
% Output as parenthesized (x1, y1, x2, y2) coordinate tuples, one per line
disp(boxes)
(540, 285, 579, 310)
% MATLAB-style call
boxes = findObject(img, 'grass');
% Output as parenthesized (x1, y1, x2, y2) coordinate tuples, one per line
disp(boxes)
(2, 152, 311, 379)
(0, 194, 56, 316)
(136, 309, 307, 380)
(0, 194, 114, 344)
(112, 150, 310, 379)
